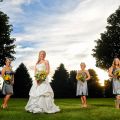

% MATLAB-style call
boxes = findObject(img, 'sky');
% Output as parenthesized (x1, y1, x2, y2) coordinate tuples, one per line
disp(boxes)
(0, 0, 120, 85)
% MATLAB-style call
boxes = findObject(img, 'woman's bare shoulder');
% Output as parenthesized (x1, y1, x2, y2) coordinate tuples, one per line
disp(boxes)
(45, 60, 49, 64)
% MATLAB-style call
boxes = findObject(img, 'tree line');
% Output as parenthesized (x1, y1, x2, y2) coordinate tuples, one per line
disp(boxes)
(1, 63, 113, 98)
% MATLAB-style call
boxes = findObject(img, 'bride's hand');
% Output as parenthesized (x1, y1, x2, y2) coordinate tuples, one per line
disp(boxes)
(36, 80, 41, 85)
(112, 75, 117, 78)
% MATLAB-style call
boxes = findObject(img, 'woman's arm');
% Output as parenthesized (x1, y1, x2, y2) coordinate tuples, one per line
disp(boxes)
(11, 74, 14, 85)
(9, 66, 14, 84)
(108, 67, 114, 78)
(45, 60, 50, 75)
(34, 64, 37, 75)
(1, 67, 6, 79)
(76, 70, 80, 80)
(85, 70, 91, 80)
(11, 67, 14, 84)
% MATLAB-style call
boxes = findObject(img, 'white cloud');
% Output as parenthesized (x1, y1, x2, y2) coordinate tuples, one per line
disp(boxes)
(0, 0, 120, 84)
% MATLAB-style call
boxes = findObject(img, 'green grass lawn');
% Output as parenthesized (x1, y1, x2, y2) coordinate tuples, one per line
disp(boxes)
(0, 98, 120, 120)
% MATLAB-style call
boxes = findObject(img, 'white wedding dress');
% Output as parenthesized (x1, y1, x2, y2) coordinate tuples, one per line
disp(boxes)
(25, 63, 60, 113)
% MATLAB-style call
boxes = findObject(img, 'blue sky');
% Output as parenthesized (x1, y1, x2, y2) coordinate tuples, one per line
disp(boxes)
(0, 0, 120, 85)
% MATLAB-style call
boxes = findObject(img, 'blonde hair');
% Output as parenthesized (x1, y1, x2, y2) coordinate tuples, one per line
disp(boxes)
(5, 57, 12, 64)
(5, 58, 12, 69)
(112, 58, 120, 68)
(36, 50, 46, 64)
(80, 62, 86, 67)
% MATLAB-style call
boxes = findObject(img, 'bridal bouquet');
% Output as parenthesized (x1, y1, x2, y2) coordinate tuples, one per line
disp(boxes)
(4, 74, 12, 81)
(35, 70, 47, 82)
(114, 69, 120, 80)
(76, 73, 86, 82)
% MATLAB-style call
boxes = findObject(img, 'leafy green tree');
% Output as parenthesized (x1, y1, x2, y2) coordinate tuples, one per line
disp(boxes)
(88, 69, 103, 97)
(14, 63, 32, 98)
(0, 11, 16, 66)
(92, 6, 120, 69)
(51, 63, 69, 98)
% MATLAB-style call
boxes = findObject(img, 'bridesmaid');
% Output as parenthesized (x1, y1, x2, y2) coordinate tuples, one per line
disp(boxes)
(1, 58, 14, 109)
(76, 62, 90, 108)
(108, 58, 120, 108)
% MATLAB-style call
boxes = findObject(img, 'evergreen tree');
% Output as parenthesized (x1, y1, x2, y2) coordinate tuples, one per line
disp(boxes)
(14, 63, 32, 98)
(88, 69, 103, 97)
(92, 6, 120, 69)
(68, 70, 77, 98)
(0, 11, 16, 66)
(51, 63, 69, 98)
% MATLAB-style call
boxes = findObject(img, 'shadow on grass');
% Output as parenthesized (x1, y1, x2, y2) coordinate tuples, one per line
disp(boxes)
(91, 104, 114, 107)
(60, 105, 98, 113)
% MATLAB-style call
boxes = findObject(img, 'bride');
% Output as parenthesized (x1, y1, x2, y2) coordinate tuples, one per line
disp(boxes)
(25, 50, 60, 113)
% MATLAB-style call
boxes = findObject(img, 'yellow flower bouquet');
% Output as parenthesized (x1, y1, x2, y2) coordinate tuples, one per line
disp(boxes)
(35, 70, 47, 82)
(114, 69, 120, 80)
(4, 74, 12, 81)
(76, 73, 86, 82)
